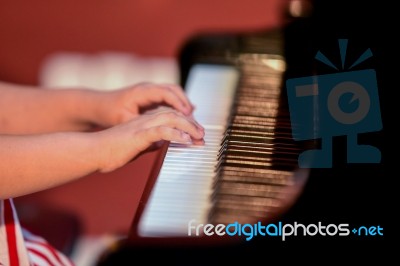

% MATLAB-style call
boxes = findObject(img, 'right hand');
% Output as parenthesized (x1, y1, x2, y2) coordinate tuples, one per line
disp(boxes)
(95, 108, 205, 173)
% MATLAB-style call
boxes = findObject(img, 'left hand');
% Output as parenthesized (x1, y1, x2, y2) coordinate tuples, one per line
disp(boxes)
(93, 82, 195, 127)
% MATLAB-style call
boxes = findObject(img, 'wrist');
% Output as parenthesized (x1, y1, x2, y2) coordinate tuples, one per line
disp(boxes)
(90, 130, 109, 173)
(72, 88, 110, 128)
(92, 128, 125, 173)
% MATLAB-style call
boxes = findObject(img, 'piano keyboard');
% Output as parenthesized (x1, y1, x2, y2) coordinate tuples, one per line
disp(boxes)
(137, 56, 307, 237)
(138, 64, 239, 236)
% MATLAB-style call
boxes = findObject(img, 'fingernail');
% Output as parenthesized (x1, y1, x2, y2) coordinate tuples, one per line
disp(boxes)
(192, 139, 205, 146)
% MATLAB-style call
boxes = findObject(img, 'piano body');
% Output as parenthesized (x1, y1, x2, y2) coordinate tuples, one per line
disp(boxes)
(98, 0, 387, 264)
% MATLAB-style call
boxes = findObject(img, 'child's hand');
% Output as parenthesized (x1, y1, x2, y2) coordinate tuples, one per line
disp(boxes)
(96, 107, 204, 173)
(93, 83, 195, 127)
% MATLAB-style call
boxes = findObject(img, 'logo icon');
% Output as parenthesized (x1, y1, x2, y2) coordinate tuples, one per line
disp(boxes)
(286, 39, 382, 168)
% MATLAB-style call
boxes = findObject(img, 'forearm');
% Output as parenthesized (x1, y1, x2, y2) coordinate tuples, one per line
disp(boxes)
(0, 106, 205, 199)
(0, 132, 102, 199)
(0, 81, 102, 134)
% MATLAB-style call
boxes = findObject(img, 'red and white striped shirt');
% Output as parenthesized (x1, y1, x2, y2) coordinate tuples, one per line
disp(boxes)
(0, 199, 74, 266)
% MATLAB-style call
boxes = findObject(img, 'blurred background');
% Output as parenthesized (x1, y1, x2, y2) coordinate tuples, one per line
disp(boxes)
(0, 0, 286, 84)
(1, 0, 389, 264)
(1, 0, 288, 264)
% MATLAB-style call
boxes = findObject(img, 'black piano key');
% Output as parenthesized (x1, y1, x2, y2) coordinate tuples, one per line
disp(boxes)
(204, 41, 306, 224)
(215, 168, 295, 186)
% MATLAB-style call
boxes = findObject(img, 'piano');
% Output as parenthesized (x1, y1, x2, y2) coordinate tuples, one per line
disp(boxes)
(97, 0, 387, 264)
(131, 28, 309, 238)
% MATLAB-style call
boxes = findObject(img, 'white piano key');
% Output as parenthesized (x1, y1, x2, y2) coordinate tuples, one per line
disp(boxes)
(138, 64, 239, 237)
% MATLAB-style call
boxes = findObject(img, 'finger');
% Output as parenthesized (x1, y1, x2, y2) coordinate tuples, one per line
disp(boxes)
(147, 126, 193, 144)
(132, 127, 191, 155)
(163, 84, 194, 114)
(188, 113, 205, 131)
(191, 139, 205, 146)
(157, 112, 205, 140)
(145, 108, 204, 131)
(150, 86, 189, 115)
(145, 106, 205, 131)
(146, 112, 205, 140)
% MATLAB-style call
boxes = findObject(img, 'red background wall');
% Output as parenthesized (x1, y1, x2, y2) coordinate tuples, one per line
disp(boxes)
(1, 0, 287, 235)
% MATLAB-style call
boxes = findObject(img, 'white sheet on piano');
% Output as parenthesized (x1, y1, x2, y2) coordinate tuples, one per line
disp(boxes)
(138, 64, 240, 237)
